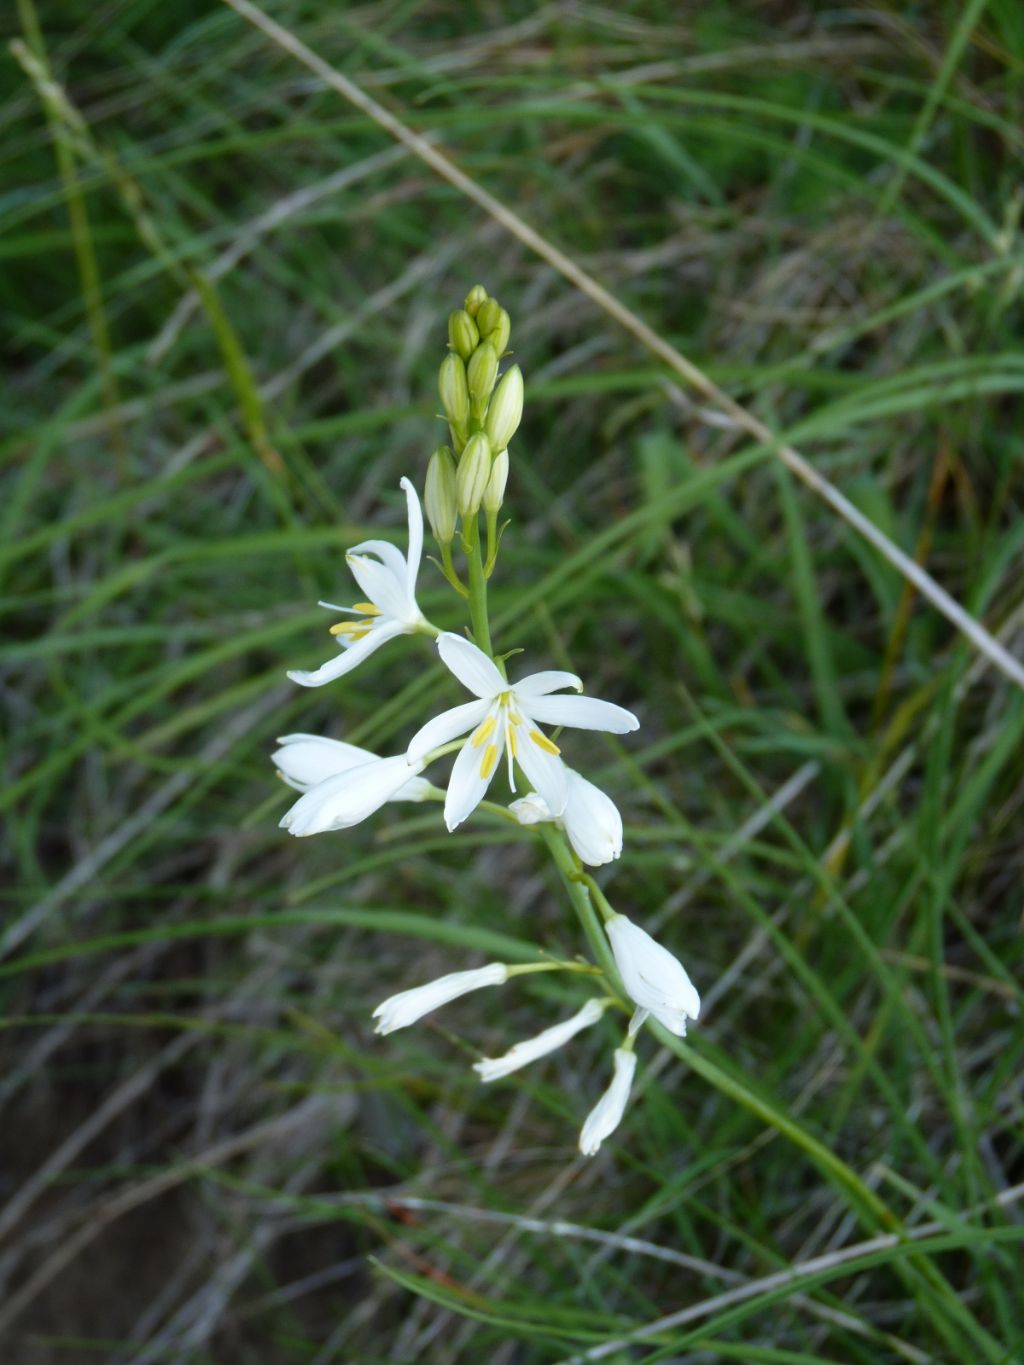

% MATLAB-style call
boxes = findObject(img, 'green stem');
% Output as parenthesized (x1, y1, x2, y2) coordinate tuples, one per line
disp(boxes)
(462, 514, 493, 656)
(538, 824, 620, 989)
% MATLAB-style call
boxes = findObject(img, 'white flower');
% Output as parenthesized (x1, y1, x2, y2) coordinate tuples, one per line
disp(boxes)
(279, 751, 427, 836)
(473, 998, 606, 1082)
(373, 964, 509, 1034)
(288, 477, 428, 688)
(509, 768, 622, 866)
(273, 733, 431, 798)
(407, 633, 639, 833)
(606, 915, 700, 1037)
(579, 1047, 636, 1155)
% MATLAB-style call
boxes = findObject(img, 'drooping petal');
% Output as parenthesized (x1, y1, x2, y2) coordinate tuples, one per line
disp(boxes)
(473, 999, 606, 1082)
(443, 719, 504, 831)
(286, 619, 404, 687)
(399, 476, 423, 599)
(579, 1048, 636, 1156)
(561, 769, 623, 866)
(280, 754, 423, 835)
(344, 553, 412, 621)
(373, 963, 508, 1034)
(273, 734, 377, 790)
(406, 699, 491, 764)
(436, 632, 505, 698)
(522, 693, 640, 734)
(393, 774, 434, 801)
(512, 711, 568, 817)
(512, 670, 583, 697)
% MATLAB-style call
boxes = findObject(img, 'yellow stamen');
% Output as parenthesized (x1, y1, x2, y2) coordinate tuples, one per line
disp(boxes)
(471, 715, 497, 748)
(480, 743, 499, 778)
(530, 729, 560, 755)
(508, 727, 518, 757)
(330, 621, 370, 637)
(351, 602, 381, 616)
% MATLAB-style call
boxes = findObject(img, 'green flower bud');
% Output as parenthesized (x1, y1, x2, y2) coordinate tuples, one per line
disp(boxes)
(448, 309, 479, 361)
(464, 284, 488, 317)
(488, 306, 511, 357)
(483, 446, 508, 514)
(456, 432, 492, 517)
(424, 445, 458, 544)
(439, 353, 469, 430)
(484, 365, 524, 452)
(467, 342, 498, 414)
(476, 297, 501, 337)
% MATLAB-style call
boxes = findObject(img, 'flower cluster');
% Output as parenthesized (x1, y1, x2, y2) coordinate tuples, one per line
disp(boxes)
(274, 286, 701, 1154)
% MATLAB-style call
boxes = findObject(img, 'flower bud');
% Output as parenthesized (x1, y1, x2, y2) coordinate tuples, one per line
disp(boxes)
(483, 447, 508, 514)
(439, 353, 469, 430)
(456, 432, 492, 517)
(467, 342, 498, 411)
(484, 365, 523, 452)
(448, 309, 479, 361)
(463, 284, 487, 317)
(488, 306, 511, 357)
(425, 445, 458, 544)
(476, 297, 501, 337)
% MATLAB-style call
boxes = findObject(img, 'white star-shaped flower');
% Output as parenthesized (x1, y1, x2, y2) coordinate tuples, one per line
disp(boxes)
(288, 477, 429, 688)
(407, 633, 639, 832)
(606, 914, 700, 1037)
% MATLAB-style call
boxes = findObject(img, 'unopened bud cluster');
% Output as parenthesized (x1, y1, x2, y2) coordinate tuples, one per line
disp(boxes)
(433, 284, 523, 548)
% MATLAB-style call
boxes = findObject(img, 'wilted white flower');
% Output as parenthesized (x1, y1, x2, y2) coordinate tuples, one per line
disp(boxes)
(579, 1047, 636, 1155)
(288, 478, 429, 688)
(606, 915, 700, 1036)
(408, 633, 638, 833)
(473, 998, 606, 1082)
(373, 963, 509, 1034)
(509, 768, 622, 866)
(279, 752, 427, 837)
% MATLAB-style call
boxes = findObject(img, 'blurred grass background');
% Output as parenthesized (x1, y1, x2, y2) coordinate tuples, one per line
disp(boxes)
(3, 0, 1024, 1360)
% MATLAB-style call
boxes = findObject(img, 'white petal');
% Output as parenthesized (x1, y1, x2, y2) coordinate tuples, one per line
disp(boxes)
(345, 538, 408, 583)
(606, 915, 701, 1023)
(406, 699, 490, 764)
(508, 792, 553, 826)
(522, 693, 639, 734)
(579, 1048, 636, 1156)
(393, 775, 433, 802)
(513, 670, 583, 698)
(345, 553, 412, 621)
(443, 722, 503, 832)
(273, 734, 377, 790)
(473, 999, 606, 1082)
(399, 476, 423, 600)
(279, 754, 423, 835)
(561, 769, 623, 866)
(512, 712, 568, 817)
(287, 619, 403, 687)
(373, 963, 508, 1034)
(436, 632, 505, 698)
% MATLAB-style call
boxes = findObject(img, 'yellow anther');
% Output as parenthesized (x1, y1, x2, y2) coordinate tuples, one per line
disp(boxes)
(351, 602, 381, 616)
(530, 729, 560, 755)
(480, 743, 499, 778)
(330, 621, 361, 636)
(508, 727, 518, 757)
(471, 715, 497, 748)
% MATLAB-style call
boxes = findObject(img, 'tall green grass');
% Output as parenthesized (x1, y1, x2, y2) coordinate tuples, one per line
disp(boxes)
(2, 2, 1023, 1360)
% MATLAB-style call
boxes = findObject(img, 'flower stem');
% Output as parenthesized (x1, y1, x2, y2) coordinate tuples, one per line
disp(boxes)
(538, 824, 620, 988)
(462, 514, 494, 657)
